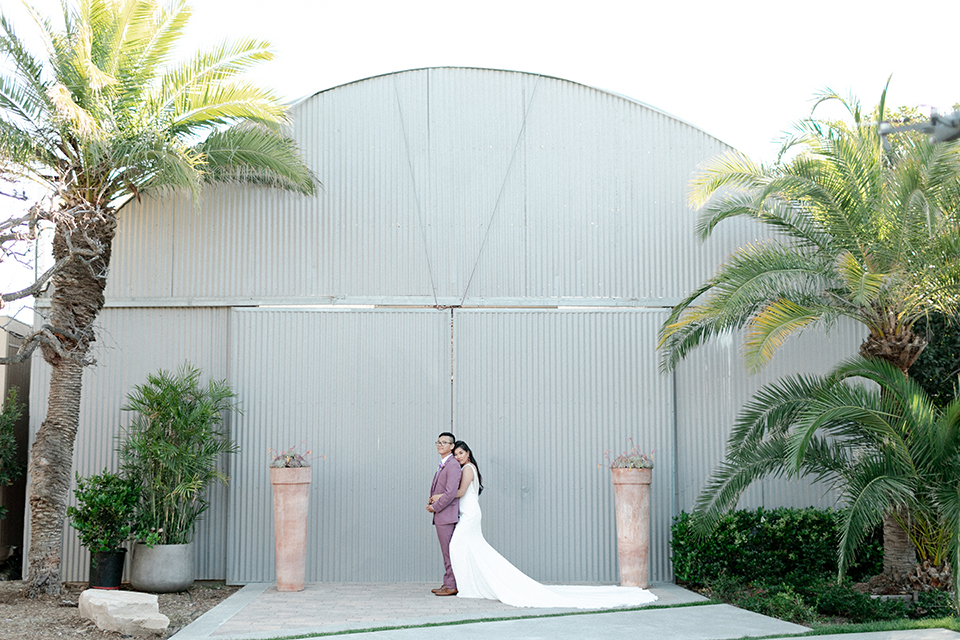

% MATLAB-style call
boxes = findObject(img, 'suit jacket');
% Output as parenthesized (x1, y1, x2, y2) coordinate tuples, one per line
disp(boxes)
(430, 456, 462, 526)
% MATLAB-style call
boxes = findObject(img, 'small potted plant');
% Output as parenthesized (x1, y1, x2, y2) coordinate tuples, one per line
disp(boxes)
(67, 470, 139, 589)
(269, 444, 320, 592)
(602, 441, 654, 588)
(119, 363, 239, 593)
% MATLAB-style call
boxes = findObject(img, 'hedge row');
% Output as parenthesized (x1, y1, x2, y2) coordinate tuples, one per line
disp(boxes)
(671, 507, 883, 587)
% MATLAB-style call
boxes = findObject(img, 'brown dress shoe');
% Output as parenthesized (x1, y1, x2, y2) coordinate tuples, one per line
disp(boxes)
(431, 587, 444, 594)
(435, 587, 458, 596)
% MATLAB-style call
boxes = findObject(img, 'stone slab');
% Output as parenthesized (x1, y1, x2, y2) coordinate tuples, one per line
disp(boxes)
(79, 589, 171, 636)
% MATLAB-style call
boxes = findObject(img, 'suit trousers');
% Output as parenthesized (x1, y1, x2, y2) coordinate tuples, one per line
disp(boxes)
(435, 523, 457, 589)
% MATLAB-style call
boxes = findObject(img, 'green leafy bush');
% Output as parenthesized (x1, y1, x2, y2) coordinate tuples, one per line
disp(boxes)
(671, 507, 883, 588)
(813, 580, 910, 622)
(913, 589, 960, 619)
(739, 583, 817, 625)
(67, 470, 138, 553)
(0, 388, 23, 520)
(673, 507, 960, 624)
(912, 312, 960, 408)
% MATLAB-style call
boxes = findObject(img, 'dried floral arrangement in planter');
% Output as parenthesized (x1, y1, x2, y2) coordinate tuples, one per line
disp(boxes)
(270, 443, 324, 468)
(602, 439, 655, 469)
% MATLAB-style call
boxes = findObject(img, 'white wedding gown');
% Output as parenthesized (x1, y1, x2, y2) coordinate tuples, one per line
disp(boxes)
(448, 464, 658, 609)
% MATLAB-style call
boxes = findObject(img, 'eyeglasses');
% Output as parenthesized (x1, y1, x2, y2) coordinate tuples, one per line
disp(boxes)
(435, 440, 453, 446)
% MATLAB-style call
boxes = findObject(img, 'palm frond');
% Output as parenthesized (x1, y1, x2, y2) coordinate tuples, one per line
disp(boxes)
(195, 122, 317, 195)
(170, 81, 287, 130)
(834, 251, 887, 306)
(837, 468, 914, 576)
(691, 435, 793, 535)
(660, 242, 839, 371)
(744, 299, 822, 372)
(688, 150, 767, 211)
(154, 38, 277, 121)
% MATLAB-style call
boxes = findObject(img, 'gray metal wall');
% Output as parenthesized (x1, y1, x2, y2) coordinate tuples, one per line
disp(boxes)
(26, 67, 864, 584)
(102, 68, 745, 308)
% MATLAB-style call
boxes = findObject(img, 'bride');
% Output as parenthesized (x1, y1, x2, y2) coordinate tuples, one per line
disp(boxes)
(432, 441, 658, 609)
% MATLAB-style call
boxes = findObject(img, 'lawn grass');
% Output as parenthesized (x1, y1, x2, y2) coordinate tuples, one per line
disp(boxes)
(741, 616, 960, 639)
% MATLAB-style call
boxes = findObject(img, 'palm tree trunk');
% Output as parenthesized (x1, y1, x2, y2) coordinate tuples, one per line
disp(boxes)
(883, 510, 916, 583)
(24, 205, 115, 596)
(861, 334, 922, 584)
(25, 356, 83, 595)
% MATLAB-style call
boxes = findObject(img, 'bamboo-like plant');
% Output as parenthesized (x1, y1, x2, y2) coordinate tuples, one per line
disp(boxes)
(118, 364, 239, 545)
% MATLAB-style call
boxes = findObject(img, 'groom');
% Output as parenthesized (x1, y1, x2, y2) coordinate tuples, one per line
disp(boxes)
(426, 431, 461, 596)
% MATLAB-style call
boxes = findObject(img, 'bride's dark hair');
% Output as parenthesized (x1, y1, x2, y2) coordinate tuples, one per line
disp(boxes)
(454, 441, 483, 495)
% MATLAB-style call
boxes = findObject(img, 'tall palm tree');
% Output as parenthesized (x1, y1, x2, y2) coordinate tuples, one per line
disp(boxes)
(659, 88, 960, 375)
(693, 357, 960, 604)
(658, 86, 960, 579)
(0, 0, 316, 594)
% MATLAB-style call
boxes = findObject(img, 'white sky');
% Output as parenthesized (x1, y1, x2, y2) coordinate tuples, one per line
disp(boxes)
(2, 0, 959, 321)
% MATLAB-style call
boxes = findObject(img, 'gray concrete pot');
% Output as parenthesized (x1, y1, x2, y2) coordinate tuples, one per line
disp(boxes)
(130, 542, 194, 593)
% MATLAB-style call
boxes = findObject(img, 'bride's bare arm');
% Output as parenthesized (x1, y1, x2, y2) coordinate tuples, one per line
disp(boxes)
(456, 465, 474, 497)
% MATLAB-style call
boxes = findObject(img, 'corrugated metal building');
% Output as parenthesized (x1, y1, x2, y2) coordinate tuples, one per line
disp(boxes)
(30, 67, 860, 584)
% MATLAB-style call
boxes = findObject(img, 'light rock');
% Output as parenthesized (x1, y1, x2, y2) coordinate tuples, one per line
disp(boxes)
(79, 589, 170, 636)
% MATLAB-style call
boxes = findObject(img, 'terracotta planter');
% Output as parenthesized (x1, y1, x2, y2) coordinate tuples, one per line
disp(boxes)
(611, 467, 652, 588)
(270, 466, 312, 592)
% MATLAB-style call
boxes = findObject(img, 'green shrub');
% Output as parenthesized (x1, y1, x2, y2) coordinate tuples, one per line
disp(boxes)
(912, 589, 960, 619)
(812, 579, 910, 622)
(739, 583, 817, 625)
(702, 577, 816, 624)
(912, 312, 960, 408)
(0, 388, 23, 520)
(671, 507, 883, 587)
(67, 470, 139, 552)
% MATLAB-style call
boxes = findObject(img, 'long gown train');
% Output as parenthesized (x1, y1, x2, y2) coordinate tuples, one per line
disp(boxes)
(448, 464, 658, 609)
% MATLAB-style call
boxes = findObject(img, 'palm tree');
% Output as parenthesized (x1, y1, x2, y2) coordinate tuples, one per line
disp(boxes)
(659, 88, 960, 376)
(692, 357, 960, 604)
(658, 86, 960, 579)
(0, 0, 316, 594)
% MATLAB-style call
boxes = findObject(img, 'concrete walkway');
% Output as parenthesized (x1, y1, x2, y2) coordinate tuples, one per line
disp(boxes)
(171, 582, 960, 640)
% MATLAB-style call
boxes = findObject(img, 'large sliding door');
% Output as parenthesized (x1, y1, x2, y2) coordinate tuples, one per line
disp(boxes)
(226, 307, 674, 583)
(453, 309, 674, 583)
(227, 308, 451, 583)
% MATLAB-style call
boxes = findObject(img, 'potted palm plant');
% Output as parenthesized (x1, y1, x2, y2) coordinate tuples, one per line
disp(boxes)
(603, 441, 654, 588)
(118, 364, 239, 593)
(67, 470, 138, 589)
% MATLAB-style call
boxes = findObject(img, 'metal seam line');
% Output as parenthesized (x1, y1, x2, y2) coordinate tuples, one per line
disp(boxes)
(394, 74, 440, 308)
(459, 73, 542, 306)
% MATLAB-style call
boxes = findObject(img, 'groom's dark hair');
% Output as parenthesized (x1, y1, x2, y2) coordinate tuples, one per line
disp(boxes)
(438, 431, 456, 444)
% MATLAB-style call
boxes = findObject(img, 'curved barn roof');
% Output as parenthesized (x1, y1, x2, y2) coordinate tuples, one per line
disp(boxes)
(292, 66, 721, 144)
(106, 66, 747, 308)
